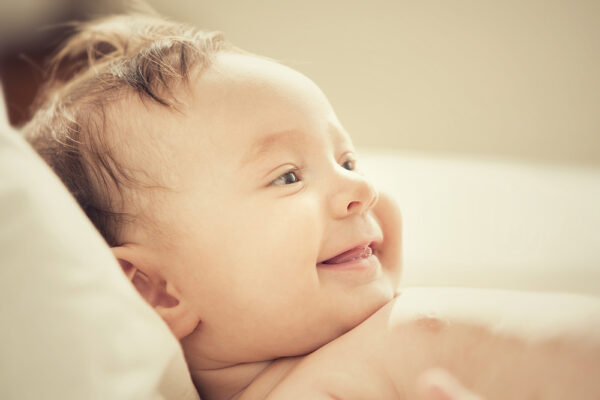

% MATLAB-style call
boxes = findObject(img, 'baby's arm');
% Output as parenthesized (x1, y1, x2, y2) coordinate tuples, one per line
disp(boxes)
(385, 287, 600, 399)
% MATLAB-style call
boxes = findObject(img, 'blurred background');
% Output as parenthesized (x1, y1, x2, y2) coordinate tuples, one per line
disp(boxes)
(1, 0, 599, 166)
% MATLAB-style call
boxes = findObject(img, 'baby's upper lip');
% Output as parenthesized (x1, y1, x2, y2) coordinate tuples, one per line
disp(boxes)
(317, 238, 382, 265)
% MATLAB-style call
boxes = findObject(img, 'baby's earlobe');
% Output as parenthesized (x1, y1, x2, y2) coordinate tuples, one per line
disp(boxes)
(152, 280, 180, 308)
(156, 284, 200, 339)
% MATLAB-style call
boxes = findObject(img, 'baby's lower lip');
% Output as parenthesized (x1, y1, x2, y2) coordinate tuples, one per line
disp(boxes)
(321, 245, 373, 265)
(316, 252, 381, 283)
(317, 251, 378, 270)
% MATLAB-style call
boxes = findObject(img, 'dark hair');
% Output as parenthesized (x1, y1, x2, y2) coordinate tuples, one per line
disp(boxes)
(23, 14, 229, 246)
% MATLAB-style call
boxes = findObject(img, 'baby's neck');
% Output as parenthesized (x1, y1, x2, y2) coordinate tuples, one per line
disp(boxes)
(189, 356, 302, 400)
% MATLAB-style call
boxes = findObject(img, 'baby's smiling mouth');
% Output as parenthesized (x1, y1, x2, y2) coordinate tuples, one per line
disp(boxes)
(319, 243, 375, 265)
(322, 244, 372, 264)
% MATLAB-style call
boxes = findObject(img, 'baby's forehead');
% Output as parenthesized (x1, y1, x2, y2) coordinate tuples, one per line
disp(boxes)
(189, 54, 329, 115)
(182, 54, 339, 142)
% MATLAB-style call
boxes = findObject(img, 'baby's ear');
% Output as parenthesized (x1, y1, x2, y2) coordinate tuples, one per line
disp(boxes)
(111, 245, 200, 339)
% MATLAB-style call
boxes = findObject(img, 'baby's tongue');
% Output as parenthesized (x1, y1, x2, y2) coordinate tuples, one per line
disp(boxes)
(323, 245, 372, 264)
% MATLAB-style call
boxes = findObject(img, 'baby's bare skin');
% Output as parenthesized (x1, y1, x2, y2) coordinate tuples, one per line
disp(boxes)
(238, 288, 600, 399)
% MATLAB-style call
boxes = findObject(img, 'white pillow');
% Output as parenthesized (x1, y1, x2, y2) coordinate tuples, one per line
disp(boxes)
(0, 95, 198, 399)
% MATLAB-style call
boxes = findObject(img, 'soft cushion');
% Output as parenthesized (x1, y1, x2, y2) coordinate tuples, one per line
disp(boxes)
(0, 93, 198, 399)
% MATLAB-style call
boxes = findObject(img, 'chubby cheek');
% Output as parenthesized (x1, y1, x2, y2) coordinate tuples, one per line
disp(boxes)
(246, 193, 324, 266)
(201, 196, 325, 318)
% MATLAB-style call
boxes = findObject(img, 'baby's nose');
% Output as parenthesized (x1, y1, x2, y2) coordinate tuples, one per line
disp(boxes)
(330, 173, 378, 219)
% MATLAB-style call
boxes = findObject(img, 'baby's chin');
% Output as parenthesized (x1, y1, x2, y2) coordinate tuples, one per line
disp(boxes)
(305, 279, 396, 352)
(343, 282, 395, 330)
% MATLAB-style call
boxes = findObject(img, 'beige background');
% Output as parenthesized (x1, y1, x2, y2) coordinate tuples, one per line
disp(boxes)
(146, 0, 600, 166)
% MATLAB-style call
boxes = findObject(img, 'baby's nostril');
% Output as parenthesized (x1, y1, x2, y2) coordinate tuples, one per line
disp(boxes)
(347, 200, 361, 213)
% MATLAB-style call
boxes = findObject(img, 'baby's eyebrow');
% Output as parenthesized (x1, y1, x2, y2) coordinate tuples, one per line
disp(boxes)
(240, 129, 306, 167)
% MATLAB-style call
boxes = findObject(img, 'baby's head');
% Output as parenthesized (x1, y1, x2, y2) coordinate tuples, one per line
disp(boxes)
(25, 14, 401, 372)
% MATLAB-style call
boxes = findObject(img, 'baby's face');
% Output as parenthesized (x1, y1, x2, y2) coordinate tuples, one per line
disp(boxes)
(138, 53, 401, 367)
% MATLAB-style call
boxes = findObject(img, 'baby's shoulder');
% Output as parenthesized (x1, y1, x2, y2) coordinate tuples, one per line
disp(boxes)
(264, 299, 399, 400)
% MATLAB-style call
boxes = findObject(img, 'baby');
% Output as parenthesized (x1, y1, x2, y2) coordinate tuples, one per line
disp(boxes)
(24, 14, 600, 400)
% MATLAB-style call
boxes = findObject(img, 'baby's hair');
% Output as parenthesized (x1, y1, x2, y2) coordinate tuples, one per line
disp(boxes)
(23, 14, 230, 246)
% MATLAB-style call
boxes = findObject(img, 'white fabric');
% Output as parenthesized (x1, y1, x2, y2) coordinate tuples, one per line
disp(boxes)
(361, 150, 600, 295)
(0, 89, 199, 399)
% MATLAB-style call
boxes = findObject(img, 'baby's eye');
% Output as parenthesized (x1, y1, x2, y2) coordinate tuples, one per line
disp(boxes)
(271, 170, 301, 186)
(342, 159, 356, 171)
